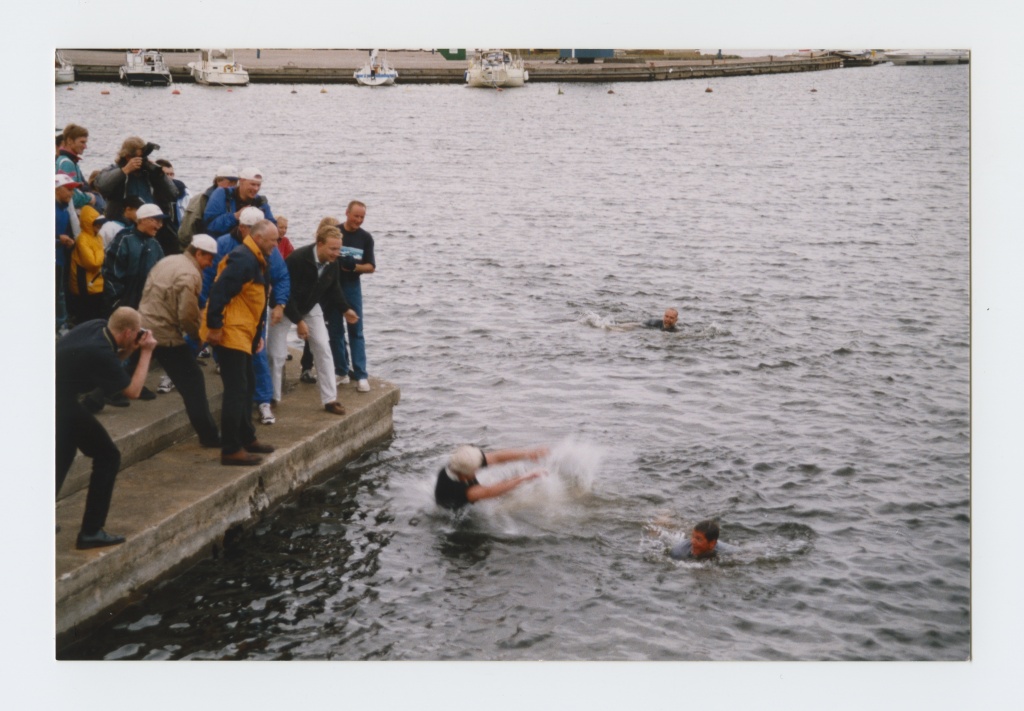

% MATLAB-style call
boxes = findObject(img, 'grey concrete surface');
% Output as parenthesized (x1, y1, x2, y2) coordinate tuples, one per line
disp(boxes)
(55, 349, 400, 647)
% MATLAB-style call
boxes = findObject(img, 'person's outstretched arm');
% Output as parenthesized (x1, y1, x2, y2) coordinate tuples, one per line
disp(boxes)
(484, 446, 549, 467)
(466, 470, 544, 503)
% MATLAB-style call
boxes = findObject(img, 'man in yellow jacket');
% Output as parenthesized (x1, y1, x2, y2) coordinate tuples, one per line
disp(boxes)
(200, 219, 278, 465)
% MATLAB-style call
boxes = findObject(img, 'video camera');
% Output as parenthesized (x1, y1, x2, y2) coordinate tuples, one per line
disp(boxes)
(117, 141, 161, 168)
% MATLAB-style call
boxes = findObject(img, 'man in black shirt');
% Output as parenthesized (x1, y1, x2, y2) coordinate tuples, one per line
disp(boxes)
(643, 308, 679, 332)
(56, 307, 158, 549)
(434, 444, 548, 511)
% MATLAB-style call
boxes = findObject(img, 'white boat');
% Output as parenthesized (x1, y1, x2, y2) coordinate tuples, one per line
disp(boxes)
(187, 49, 249, 86)
(354, 49, 397, 86)
(885, 49, 970, 65)
(119, 49, 173, 86)
(55, 50, 75, 84)
(465, 49, 528, 88)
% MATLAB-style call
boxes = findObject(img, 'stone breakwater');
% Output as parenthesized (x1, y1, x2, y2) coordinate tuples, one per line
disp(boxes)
(60, 48, 843, 84)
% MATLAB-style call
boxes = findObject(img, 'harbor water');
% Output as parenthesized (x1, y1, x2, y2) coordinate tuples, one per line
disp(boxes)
(56, 63, 970, 661)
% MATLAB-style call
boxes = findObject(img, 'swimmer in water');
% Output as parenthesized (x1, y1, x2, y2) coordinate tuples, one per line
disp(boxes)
(434, 444, 548, 511)
(669, 519, 721, 560)
(643, 308, 679, 332)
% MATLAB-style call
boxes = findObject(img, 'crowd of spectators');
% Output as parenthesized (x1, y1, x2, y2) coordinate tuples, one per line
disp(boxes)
(55, 122, 377, 549)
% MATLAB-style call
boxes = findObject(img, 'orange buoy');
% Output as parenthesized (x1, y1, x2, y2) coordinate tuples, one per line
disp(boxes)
(607, 89, 615, 94)
(66, 86, 73, 91)
(172, 89, 180, 95)
(101, 90, 110, 95)
(705, 87, 713, 93)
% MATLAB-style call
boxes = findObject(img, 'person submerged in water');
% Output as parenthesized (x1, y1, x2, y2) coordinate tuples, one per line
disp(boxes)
(669, 519, 727, 560)
(643, 308, 679, 332)
(434, 444, 548, 511)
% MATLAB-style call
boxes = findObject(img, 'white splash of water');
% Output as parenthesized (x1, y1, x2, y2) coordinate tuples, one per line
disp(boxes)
(474, 437, 606, 533)
(578, 311, 635, 331)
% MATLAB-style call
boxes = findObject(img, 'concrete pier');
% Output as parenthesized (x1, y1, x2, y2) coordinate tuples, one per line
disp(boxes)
(55, 352, 399, 650)
(59, 49, 843, 85)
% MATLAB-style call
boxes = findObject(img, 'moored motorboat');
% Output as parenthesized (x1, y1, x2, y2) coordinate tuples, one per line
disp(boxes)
(119, 49, 173, 86)
(354, 49, 398, 86)
(465, 49, 528, 88)
(885, 49, 970, 65)
(187, 49, 249, 86)
(55, 50, 75, 84)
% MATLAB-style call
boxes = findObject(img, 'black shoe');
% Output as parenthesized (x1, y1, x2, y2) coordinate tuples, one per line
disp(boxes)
(105, 392, 130, 407)
(199, 437, 222, 449)
(76, 529, 126, 550)
(139, 386, 157, 401)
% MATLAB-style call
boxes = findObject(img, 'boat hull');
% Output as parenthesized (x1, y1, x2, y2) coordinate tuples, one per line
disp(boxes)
(465, 68, 528, 87)
(120, 69, 172, 86)
(55, 67, 75, 84)
(354, 68, 398, 86)
(188, 64, 250, 86)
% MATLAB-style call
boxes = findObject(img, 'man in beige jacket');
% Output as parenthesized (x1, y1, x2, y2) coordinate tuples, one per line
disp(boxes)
(139, 234, 221, 447)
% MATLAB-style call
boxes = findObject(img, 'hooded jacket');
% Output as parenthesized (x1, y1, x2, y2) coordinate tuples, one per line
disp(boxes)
(68, 205, 105, 296)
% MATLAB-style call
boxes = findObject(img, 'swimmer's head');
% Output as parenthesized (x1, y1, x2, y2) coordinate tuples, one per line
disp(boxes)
(691, 519, 719, 557)
(447, 445, 484, 481)
(663, 308, 679, 330)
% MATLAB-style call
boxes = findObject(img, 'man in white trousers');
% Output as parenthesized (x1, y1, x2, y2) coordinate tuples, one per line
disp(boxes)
(268, 225, 358, 414)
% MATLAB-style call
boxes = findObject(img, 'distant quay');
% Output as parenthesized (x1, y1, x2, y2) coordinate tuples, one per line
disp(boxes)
(59, 48, 844, 85)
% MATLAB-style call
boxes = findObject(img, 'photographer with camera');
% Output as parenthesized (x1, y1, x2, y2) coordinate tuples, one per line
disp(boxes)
(203, 166, 275, 239)
(95, 136, 180, 255)
(56, 307, 158, 549)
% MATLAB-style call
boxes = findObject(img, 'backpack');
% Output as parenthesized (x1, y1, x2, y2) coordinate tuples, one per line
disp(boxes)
(177, 191, 209, 249)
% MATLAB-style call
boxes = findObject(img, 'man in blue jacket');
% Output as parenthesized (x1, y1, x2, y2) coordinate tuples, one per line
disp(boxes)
(203, 166, 275, 239)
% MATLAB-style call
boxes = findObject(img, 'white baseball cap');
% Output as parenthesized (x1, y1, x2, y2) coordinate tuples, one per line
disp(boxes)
(239, 167, 263, 182)
(215, 165, 239, 180)
(238, 206, 265, 226)
(136, 203, 168, 220)
(191, 234, 218, 254)
(55, 173, 81, 189)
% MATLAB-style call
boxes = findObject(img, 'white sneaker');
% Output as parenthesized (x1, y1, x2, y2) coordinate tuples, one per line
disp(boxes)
(357, 378, 370, 393)
(337, 374, 350, 385)
(157, 375, 175, 393)
(258, 402, 276, 425)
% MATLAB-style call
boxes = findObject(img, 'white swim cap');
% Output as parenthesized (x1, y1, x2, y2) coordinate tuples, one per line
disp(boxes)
(448, 445, 483, 479)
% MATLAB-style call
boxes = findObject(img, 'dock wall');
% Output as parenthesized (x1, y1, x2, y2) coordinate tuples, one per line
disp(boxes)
(56, 354, 400, 651)
(61, 49, 842, 85)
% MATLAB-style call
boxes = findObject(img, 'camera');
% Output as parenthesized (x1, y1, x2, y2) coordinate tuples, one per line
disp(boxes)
(135, 328, 149, 344)
(141, 142, 160, 158)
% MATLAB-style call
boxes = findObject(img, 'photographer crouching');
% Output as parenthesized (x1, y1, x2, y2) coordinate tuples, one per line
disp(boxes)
(96, 136, 181, 255)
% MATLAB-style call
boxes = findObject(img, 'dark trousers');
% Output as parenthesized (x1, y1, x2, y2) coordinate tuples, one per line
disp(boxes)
(56, 397, 121, 535)
(215, 346, 256, 455)
(155, 344, 219, 444)
(68, 292, 110, 326)
(300, 340, 313, 370)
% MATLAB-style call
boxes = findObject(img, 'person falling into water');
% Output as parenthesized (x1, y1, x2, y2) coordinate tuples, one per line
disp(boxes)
(643, 308, 679, 332)
(434, 444, 549, 511)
